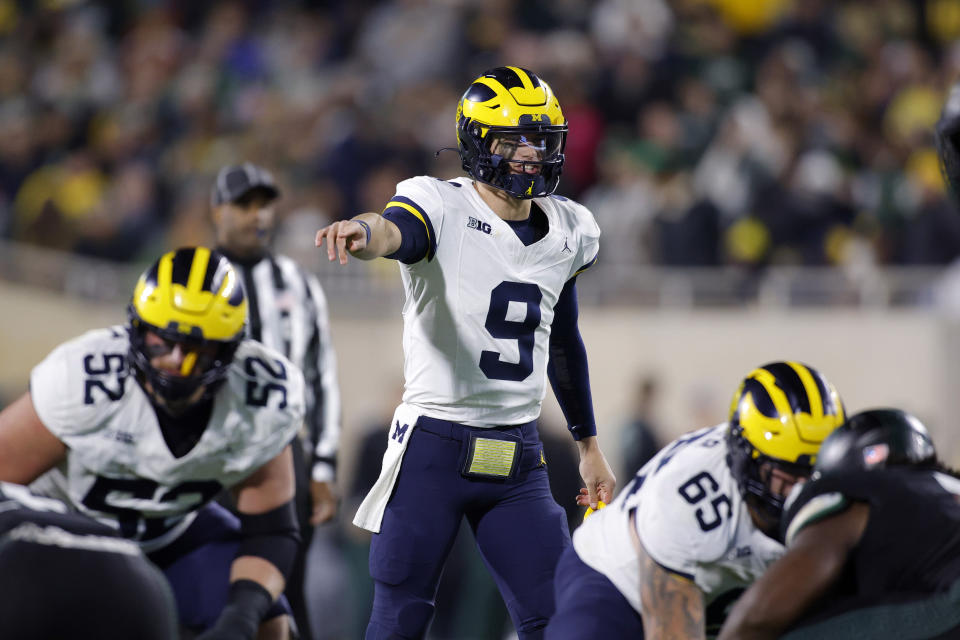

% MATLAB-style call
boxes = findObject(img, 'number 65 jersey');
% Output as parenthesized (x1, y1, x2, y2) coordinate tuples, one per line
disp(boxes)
(573, 424, 784, 623)
(386, 175, 600, 427)
(28, 326, 304, 553)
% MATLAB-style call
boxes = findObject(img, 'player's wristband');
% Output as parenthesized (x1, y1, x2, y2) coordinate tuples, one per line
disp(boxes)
(354, 219, 372, 244)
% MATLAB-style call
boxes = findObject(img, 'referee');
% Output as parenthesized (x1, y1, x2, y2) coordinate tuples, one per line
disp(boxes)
(211, 162, 342, 639)
(0, 482, 178, 639)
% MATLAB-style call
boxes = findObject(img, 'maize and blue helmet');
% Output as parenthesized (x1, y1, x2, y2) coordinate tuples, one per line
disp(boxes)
(456, 66, 567, 199)
(727, 361, 846, 526)
(127, 247, 247, 405)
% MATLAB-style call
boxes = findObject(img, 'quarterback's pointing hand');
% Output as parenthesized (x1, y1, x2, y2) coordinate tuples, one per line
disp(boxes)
(315, 219, 369, 265)
(314, 214, 402, 263)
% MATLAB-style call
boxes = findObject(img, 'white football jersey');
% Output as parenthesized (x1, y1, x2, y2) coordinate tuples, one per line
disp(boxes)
(573, 424, 784, 622)
(29, 326, 304, 552)
(389, 176, 600, 427)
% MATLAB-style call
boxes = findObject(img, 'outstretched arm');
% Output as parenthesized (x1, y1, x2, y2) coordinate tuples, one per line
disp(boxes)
(315, 213, 403, 264)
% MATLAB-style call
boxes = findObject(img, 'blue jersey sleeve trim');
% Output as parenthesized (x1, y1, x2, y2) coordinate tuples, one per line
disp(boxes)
(383, 209, 429, 264)
(383, 195, 437, 262)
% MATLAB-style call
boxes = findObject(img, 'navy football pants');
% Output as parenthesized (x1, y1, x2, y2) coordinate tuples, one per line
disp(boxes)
(545, 545, 645, 639)
(366, 418, 570, 640)
(149, 501, 292, 632)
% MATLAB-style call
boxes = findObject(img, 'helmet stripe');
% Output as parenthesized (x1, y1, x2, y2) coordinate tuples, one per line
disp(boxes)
(790, 362, 826, 419)
(741, 378, 779, 419)
(186, 246, 211, 293)
(507, 66, 534, 89)
(170, 247, 197, 287)
(464, 83, 497, 103)
(223, 267, 244, 306)
(487, 66, 524, 89)
(811, 367, 842, 417)
(751, 367, 795, 420)
(201, 251, 219, 293)
(762, 362, 812, 414)
(158, 251, 175, 290)
(143, 261, 160, 287)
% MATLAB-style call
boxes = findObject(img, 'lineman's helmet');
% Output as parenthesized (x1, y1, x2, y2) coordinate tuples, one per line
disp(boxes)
(127, 247, 247, 404)
(727, 361, 845, 525)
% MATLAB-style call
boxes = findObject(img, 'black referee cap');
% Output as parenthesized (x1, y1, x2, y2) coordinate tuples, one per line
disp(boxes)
(211, 163, 280, 207)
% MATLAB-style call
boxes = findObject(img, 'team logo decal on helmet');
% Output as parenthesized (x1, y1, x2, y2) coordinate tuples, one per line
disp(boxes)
(127, 247, 247, 404)
(726, 361, 845, 524)
(456, 66, 567, 199)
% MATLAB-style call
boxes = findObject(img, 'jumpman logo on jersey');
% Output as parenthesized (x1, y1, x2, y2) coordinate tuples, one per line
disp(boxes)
(561, 236, 572, 253)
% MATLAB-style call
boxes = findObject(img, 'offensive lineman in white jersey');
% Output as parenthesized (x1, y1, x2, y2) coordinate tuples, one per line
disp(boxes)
(316, 66, 616, 639)
(545, 362, 845, 639)
(0, 247, 304, 640)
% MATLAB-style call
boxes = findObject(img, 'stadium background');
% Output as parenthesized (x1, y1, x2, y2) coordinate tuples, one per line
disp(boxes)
(1, 0, 960, 638)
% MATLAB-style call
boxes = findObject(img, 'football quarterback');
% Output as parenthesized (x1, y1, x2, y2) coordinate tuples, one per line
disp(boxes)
(315, 66, 616, 639)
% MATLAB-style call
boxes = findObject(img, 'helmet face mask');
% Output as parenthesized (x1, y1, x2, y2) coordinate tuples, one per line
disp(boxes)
(727, 428, 815, 530)
(456, 66, 567, 199)
(127, 247, 247, 412)
(128, 315, 240, 407)
(726, 361, 846, 536)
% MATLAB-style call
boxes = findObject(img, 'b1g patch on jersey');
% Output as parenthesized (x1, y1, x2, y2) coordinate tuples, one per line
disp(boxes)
(467, 216, 492, 235)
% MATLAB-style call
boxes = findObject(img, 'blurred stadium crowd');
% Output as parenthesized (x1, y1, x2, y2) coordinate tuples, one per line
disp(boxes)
(2, 0, 960, 272)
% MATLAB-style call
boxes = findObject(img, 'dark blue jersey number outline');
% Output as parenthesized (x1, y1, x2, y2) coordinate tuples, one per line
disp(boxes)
(83, 353, 128, 404)
(244, 356, 288, 408)
(678, 471, 733, 532)
(480, 281, 542, 381)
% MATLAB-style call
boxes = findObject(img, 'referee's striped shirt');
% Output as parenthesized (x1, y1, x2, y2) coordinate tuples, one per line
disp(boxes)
(220, 249, 341, 482)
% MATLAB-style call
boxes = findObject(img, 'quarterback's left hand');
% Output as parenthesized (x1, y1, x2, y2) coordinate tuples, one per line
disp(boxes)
(309, 480, 339, 526)
(575, 436, 616, 510)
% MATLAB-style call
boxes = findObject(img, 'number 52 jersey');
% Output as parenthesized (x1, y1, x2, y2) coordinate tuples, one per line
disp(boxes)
(28, 326, 304, 552)
(386, 176, 600, 427)
(573, 424, 784, 622)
